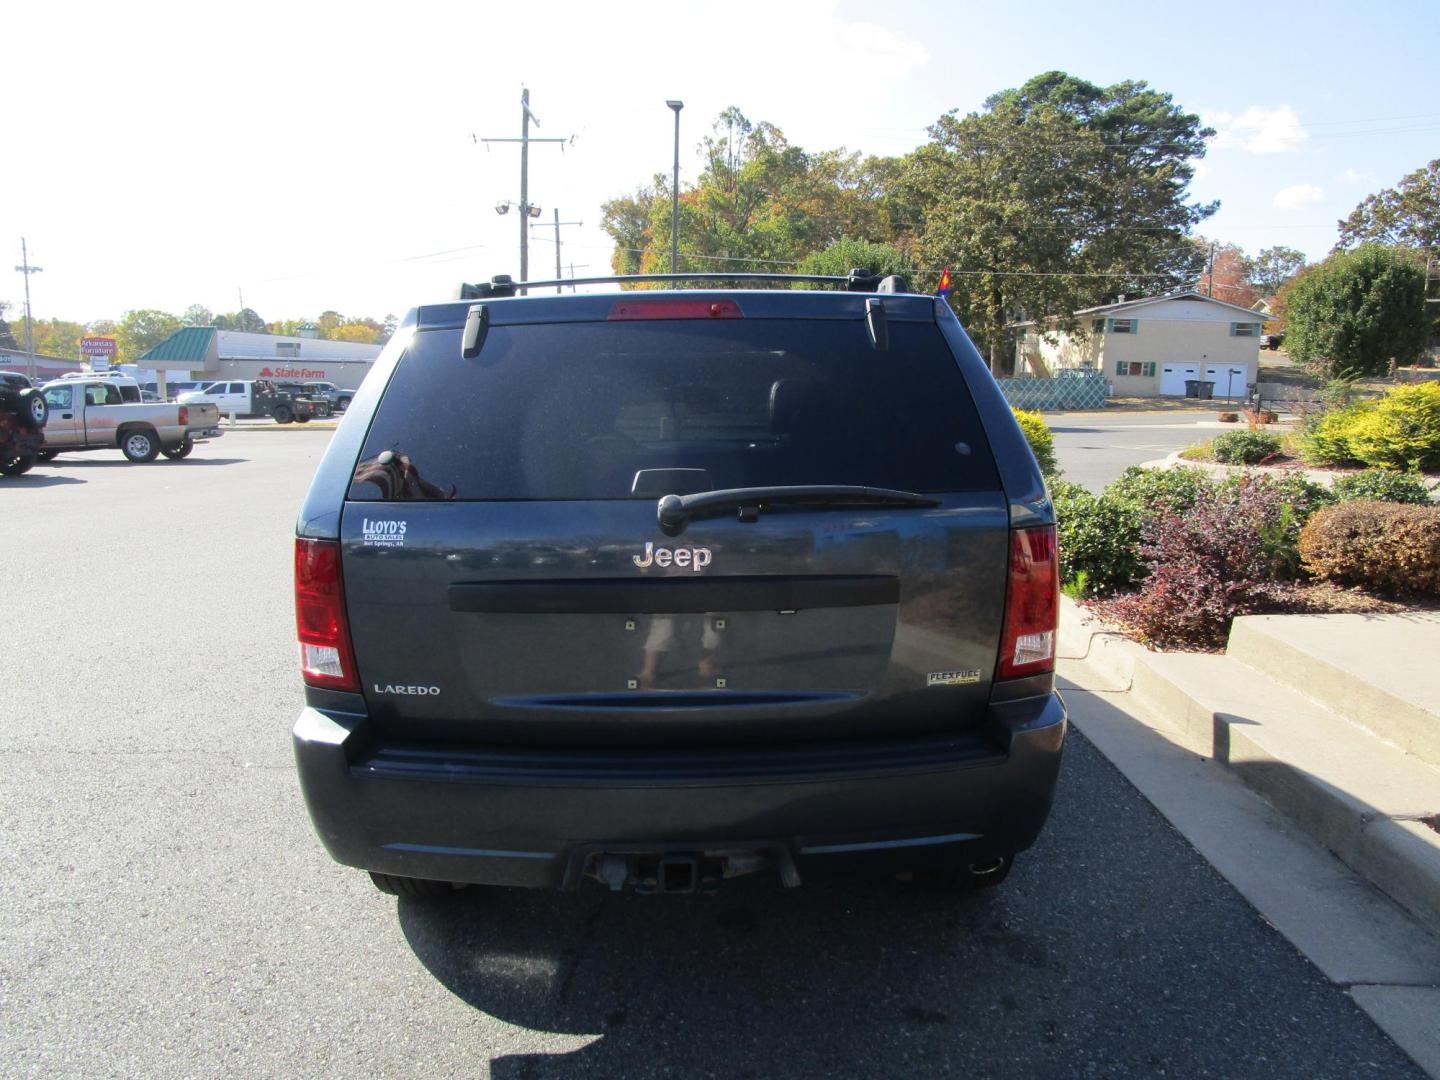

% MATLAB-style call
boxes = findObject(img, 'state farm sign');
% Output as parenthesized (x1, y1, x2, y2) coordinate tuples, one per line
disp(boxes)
(80, 336, 118, 357)
(259, 366, 329, 379)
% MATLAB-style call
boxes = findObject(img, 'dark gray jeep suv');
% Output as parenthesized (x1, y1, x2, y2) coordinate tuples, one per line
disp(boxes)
(293, 272, 1065, 898)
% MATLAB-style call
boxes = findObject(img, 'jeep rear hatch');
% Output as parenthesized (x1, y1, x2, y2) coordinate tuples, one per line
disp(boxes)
(340, 302, 1009, 747)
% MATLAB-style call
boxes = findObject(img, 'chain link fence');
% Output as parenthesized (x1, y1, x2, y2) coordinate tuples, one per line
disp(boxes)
(996, 373, 1109, 411)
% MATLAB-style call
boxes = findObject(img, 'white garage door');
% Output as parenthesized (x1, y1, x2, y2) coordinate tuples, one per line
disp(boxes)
(1204, 364, 1249, 400)
(1159, 363, 1200, 396)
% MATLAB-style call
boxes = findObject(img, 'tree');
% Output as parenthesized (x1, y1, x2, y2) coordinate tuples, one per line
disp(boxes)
(899, 72, 1214, 369)
(116, 309, 183, 362)
(214, 308, 265, 333)
(602, 109, 900, 280)
(9, 317, 88, 359)
(1336, 159, 1440, 259)
(1194, 239, 1258, 306)
(1250, 246, 1307, 296)
(0, 301, 17, 351)
(330, 322, 380, 344)
(601, 181, 661, 274)
(1283, 245, 1427, 378)
(796, 238, 914, 281)
(181, 303, 214, 327)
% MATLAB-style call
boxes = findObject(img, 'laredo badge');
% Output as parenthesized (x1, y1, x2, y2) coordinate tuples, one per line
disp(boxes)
(928, 669, 982, 687)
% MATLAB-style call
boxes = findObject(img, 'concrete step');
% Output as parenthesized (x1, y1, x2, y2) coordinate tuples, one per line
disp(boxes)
(1131, 649, 1440, 937)
(1228, 613, 1440, 768)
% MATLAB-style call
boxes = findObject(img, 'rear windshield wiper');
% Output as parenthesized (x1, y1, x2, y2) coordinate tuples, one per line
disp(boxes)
(657, 485, 940, 536)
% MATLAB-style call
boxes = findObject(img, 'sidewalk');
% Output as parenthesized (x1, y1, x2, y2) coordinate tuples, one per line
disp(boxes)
(1058, 597, 1440, 1076)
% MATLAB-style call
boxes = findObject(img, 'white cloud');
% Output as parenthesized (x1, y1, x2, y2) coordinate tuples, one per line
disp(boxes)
(1274, 184, 1326, 210)
(1205, 105, 1308, 154)
(1335, 167, 1379, 186)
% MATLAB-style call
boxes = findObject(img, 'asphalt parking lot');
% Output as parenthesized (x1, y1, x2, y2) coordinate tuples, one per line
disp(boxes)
(1048, 410, 1226, 492)
(0, 430, 1422, 1078)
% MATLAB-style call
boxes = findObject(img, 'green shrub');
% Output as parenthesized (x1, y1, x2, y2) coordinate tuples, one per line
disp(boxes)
(1217, 471, 1333, 579)
(1103, 480, 1297, 648)
(1013, 408, 1058, 477)
(1050, 479, 1140, 596)
(1301, 404, 1368, 466)
(1299, 500, 1440, 594)
(1331, 469, 1433, 505)
(1211, 430, 1282, 465)
(1105, 466, 1211, 518)
(1344, 383, 1440, 471)
(1301, 383, 1440, 470)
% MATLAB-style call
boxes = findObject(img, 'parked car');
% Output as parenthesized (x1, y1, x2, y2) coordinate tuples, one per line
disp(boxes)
(0, 376, 49, 475)
(299, 381, 354, 412)
(1261, 332, 1286, 351)
(39, 379, 222, 462)
(1, 370, 38, 392)
(179, 379, 331, 423)
(292, 271, 1065, 899)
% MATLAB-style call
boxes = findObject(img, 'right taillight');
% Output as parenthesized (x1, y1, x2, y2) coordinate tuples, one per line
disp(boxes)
(295, 537, 359, 692)
(997, 525, 1058, 681)
(178, 405, 189, 426)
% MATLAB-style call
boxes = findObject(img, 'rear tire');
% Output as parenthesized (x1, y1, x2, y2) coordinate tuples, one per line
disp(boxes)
(294, 414, 310, 424)
(368, 872, 455, 899)
(17, 388, 48, 429)
(1, 452, 36, 476)
(160, 437, 194, 460)
(272, 405, 293, 425)
(910, 856, 1013, 892)
(120, 428, 161, 462)
(36, 449, 59, 462)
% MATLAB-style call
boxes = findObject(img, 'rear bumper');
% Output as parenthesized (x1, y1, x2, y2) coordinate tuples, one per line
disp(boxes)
(292, 693, 1067, 889)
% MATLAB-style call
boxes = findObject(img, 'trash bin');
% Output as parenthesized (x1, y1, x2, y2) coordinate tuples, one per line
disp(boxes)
(1197, 381, 1215, 400)
(1184, 379, 1200, 398)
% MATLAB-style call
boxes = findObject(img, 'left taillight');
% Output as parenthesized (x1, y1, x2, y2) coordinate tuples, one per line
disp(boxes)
(997, 525, 1059, 681)
(178, 405, 189, 426)
(295, 537, 359, 692)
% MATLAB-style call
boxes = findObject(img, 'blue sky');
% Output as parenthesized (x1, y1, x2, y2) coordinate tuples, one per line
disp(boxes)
(5, 0, 1438, 326)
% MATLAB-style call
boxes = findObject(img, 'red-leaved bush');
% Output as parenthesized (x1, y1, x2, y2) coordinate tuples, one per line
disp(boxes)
(1100, 478, 1296, 648)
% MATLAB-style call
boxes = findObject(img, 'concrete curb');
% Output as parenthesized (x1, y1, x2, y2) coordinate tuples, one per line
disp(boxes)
(1141, 450, 1440, 494)
(1056, 594, 1145, 690)
(1061, 597, 1440, 940)
(1228, 615, 1440, 767)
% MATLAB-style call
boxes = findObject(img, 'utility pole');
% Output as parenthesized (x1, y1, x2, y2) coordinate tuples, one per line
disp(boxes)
(666, 100, 684, 273)
(479, 88, 570, 292)
(1206, 241, 1217, 297)
(530, 209, 583, 293)
(567, 262, 590, 293)
(14, 238, 43, 381)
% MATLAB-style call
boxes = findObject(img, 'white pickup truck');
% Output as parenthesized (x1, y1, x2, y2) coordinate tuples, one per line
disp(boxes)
(39, 378, 222, 462)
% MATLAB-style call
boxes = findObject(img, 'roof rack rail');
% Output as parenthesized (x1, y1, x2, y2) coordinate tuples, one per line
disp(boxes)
(455, 269, 912, 300)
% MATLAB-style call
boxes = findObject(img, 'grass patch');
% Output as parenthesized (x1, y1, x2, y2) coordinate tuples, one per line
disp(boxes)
(1178, 439, 1214, 461)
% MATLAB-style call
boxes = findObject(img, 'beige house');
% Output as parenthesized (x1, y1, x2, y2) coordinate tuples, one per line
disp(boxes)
(1014, 291, 1264, 398)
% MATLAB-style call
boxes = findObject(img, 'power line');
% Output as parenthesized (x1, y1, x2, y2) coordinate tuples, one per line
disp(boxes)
(475, 87, 572, 291)
(529, 209, 583, 294)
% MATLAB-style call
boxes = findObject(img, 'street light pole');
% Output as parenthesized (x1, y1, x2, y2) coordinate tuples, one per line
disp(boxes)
(666, 100, 684, 274)
(14, 238, 43, 382)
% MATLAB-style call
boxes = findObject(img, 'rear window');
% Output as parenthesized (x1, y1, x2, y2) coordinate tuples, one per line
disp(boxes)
(349, 318, 998, 501)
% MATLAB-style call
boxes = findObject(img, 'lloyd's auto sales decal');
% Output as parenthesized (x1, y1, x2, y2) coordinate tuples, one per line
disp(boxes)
(361, 518, 407, 547)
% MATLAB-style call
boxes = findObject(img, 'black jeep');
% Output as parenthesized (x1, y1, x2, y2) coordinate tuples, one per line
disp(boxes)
(292, 271, 1065, 898)
(0, 372, 49, 476)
